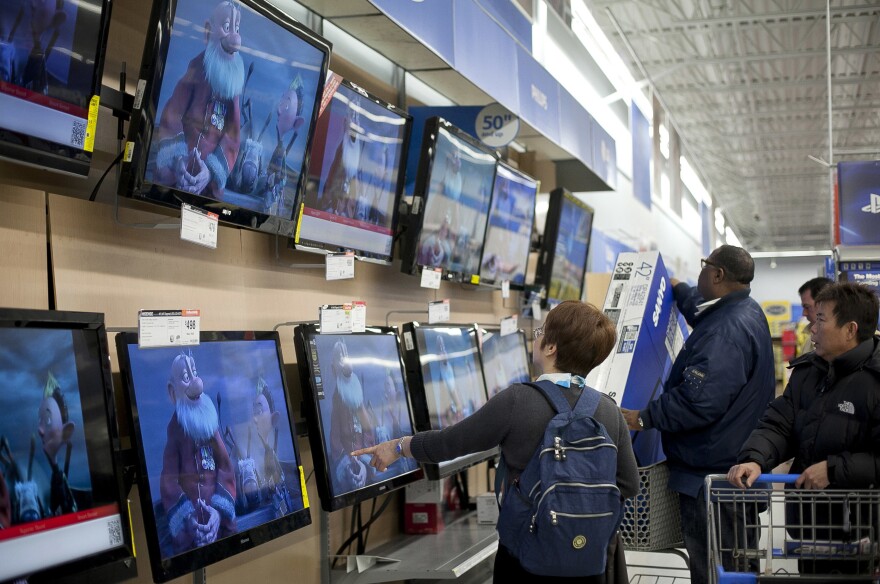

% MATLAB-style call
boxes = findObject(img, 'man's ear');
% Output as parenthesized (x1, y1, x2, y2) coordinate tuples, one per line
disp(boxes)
(544, 342, 556, 356)
(848, 321, 859, 341)
(61, 421, 75, 443)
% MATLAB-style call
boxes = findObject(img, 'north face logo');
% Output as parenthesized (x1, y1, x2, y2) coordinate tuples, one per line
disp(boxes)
(838, 401, 855, 415)
(861, 193, 880, 214)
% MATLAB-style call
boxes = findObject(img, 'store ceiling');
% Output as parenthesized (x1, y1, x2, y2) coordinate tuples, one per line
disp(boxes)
(582, 0, 880, 252)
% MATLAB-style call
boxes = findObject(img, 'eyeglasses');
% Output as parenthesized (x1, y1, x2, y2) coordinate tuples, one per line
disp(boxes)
(701, 258, 722, 271)
(533, 326, 544, 340)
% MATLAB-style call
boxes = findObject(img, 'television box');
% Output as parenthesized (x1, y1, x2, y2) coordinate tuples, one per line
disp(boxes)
(403, 480, 444, 534)
(585, 251, 688, 466)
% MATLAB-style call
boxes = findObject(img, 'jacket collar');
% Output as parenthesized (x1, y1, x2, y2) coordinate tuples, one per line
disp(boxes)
(694, 287, 752, 323)
(793, 336, 880, 376)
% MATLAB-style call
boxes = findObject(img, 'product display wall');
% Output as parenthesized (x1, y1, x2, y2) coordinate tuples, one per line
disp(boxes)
(0, 3, 574, 584)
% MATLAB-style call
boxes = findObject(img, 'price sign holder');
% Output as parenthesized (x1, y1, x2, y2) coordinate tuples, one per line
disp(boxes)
(138, 309, 201, 348)
(428, 299, 450, 324)
(320, 304, 353, 333)
(180, 204, 218, 249)
(420, 267, 442, 289)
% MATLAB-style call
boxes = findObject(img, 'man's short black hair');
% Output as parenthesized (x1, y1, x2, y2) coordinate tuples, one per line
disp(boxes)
(814, 282, 880, 343)
(711, 245, 754, 285)
(798, 276, 833, 298)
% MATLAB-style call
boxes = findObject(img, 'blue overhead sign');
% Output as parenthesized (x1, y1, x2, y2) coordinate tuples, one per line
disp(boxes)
(370, 0, 455, 65)
(837, 160, 880, 246)
(516, 47, 560, 145)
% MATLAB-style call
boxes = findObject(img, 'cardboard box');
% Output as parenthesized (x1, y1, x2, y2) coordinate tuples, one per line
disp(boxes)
(586, 251, 689, 466)
(403, 480, 444, 534)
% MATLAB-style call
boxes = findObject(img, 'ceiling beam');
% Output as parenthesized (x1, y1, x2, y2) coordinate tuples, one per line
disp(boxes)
(637, 45, 877, 68)
(657, 72, 880, 93)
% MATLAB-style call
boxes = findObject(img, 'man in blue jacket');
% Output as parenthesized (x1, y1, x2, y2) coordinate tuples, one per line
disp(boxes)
(621, 245, 776, 584)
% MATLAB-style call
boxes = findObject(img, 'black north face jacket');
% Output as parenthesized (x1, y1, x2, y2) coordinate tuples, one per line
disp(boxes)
(738, 336, 880, 487)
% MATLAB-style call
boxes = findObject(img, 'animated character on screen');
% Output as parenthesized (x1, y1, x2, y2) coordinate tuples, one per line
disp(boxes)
(0, 435, 44, 526)
(322, 93, 366, 220)
(37, 372, 77, 517)
(259, 76, 306, 216)
(328, 339, 377, 491)
(416, 213, 453, 268)
(234, 377, 294, 517)
(161, 351, 236, 554)
(13, 0, 67, 95)
(154, 1, 244, 198)
(435, 336, 473, 427)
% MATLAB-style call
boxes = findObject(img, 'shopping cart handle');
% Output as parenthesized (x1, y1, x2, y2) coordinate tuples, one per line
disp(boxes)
(757, 474, 801, 484)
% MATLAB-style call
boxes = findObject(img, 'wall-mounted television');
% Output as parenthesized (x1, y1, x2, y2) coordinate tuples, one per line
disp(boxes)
(119, 0, 331, 237)
(400, 116, 497, 284)
(535, 187, 595, 307)
(292, 325, 422, 512)
(477, 327, 531, 398)
(479, 160, 538, 289)
(0, 0, 111, 176)
(115, 331, 310, 583)
(0, 309, 133, 583)
(399, 322, 497, 480)
(293, 75, 412, 264)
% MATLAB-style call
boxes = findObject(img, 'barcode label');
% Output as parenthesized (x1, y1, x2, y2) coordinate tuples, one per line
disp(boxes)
(108, 516, 123, 546)
(70, 119, 87, 148)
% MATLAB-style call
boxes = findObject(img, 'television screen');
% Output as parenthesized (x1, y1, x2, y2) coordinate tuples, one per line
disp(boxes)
(400, 117, 497, 283)
(0, 309, 132, 583)
(293, 325, 422, 512)
(293, 75, 412, 264)
(399, 322, 497, 480)
(535, 187, 595, 307)
(0, 0, 111, 176)
(478, 328, 531, 399)
(119, 0, 331, 237)
(479, 161, 538, 288)
(115, 331, 310, 583)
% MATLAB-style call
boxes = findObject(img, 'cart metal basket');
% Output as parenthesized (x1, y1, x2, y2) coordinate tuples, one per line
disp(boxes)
(706, 473, 880, 583)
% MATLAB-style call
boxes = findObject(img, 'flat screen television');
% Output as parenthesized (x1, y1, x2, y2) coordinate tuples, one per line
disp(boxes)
(535, 187, 595, 307)
(400, 116, 497, 284)
(292, 325, 422, 512)
(477, 327, 531, 398)
(119, 0, 331, 237)
(0, 0, 111, 176)
(293, 75, 412, 264)
(0, 308, 133, 583)
(115, 331, 310, 583)
(479, 160, 539, 289)
(399, 322, 497, 480)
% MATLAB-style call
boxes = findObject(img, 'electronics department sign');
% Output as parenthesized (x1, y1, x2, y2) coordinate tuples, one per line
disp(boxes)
(837, 160, 880, 245)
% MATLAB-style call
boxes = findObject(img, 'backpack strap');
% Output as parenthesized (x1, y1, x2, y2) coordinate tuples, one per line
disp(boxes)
(495, 379, 601, 504)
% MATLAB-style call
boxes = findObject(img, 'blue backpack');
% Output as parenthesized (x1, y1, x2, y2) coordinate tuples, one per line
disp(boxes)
(494, 380, 623, 577)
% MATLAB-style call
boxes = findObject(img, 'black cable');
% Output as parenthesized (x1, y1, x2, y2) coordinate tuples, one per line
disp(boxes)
(331, 493, 395, 567)
(362, 497, 377, 552)
(88, 149, 124, 202)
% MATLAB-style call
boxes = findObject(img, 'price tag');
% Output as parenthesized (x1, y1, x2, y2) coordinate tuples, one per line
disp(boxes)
(420, 267, 442, 289)
(501, 280, 510, 299)
(428, 299, 450, 324)
(326, 253, 355, 280)
(84, 95, 100, 153)
(123, 141, 135, 162)
(320, 304, 352, 333)
(138, 309, 200, 348)
(351, 301, 366, 333)
(180, 203, 218, 249)
(531, 301, 542, 322)
(500, 315, 518, 337)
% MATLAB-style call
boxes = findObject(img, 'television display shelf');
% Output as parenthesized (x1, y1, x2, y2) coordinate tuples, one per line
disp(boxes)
(331, 511, 498, 584)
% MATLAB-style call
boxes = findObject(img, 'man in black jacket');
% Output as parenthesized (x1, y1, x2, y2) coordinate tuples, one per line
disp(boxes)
(621, 245, 776, 584)
(729, 282, 880, 576)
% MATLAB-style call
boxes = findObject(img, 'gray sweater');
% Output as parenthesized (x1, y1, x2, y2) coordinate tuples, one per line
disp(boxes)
(409, 382, 640, 499)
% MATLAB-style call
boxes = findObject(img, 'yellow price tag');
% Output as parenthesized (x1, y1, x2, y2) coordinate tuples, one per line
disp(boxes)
(84, 95, 100, 153)
(470, 274, 480, 285)
(294, 202, 304, 243)
(299, 465, 309, 508)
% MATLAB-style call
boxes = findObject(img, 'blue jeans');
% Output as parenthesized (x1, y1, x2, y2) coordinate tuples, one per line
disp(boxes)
(679, 487, 762, 584)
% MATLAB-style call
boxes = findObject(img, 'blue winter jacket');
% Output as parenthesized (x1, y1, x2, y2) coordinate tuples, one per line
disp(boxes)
(640, 283, 776, 497)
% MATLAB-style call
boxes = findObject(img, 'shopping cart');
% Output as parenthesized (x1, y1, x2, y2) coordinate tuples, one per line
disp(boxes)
(706, 474, 880, 583)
